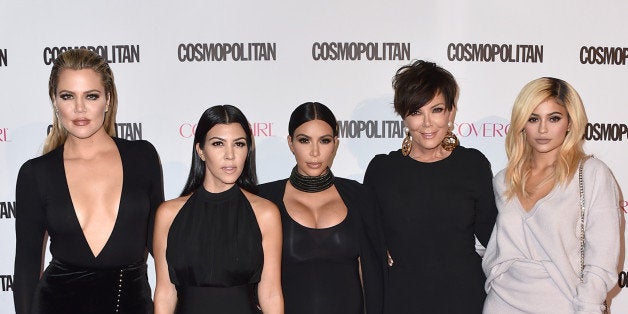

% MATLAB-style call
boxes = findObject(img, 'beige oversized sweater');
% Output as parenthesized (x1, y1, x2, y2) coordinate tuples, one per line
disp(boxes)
(482, 158, 620, 313)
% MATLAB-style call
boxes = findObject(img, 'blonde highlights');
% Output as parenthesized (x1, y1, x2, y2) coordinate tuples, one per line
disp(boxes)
(43, 49, 117, 154)
(504, 77, 587, 199)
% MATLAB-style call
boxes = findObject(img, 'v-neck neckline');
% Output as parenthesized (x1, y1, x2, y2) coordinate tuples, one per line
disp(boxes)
(59, 138, 125, 260)
(516, 183, 559, 217)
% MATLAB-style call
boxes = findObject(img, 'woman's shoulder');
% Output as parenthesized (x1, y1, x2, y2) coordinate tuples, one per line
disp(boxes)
(582, 156, 615, 179)
(455, 145, 490, 162)
(334, 177, 365, 191)
(19, 146, 62, 173)
(241, 189, 281, 224)
(114, 137, 158, 154)
(257, 179, 288, 200)
(365, 150, 403, 172)
(156, 195, 190, 222)
(492, 168, 508, 187)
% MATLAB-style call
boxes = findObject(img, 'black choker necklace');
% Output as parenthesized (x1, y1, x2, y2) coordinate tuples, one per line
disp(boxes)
(289, 166, 334, 193)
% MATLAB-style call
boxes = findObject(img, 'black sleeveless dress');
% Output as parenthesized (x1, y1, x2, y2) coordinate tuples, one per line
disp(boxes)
(166, 185, 263, 314)
(259, 179, 366, 314)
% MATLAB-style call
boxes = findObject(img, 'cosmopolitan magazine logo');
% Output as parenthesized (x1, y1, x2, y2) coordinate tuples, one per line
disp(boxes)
(0, 48, 6, 66)
(178, 43, 277, 62)
(0, 127, 9, 142)
(447, 43, 543, 63)
(179, 122, 273, 138)
(0, 275, 12, 291)
(46, 123, 143, 140)
(580, 46, 628, 65)
(0, 202, 15, 219)
(312, 42, 410, 61)
(620, 271, 628, 288)
(584, 123, 628, 141)
(43, 45, 140, 65)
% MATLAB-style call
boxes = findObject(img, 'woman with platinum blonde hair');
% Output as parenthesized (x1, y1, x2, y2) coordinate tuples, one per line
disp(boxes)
(482, 77, 621, 313)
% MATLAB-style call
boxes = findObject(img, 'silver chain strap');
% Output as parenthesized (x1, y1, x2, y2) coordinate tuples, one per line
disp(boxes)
(578, 158, 608, 312)
(578, 161, 585, 283)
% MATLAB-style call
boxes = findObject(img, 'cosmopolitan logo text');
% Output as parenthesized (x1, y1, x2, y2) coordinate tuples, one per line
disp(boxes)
(453, 122, 510, 138)
(584, 123, 628, 141)
(46, 123, 143, 140)
(0, 127, 9, 142)
(179, 122, 273, 138)
(0, 275, 12, 292)
(178, 43, 277, 62)
(43, 45, 140, 65)
(337, 120, 405, 139)
(312, 42, 410, 61)
(0, 48, 6, 66)
(447, 43, 543, 63)
(580, 46, 628, 65)
(620, 271, 628, 288)
(0, 202, 15, 219)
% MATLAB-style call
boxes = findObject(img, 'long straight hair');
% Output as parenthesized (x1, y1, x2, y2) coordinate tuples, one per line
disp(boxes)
(504, 77, 587, 199)
(45, 49, 117, 154)
(180, 105, 258, 196)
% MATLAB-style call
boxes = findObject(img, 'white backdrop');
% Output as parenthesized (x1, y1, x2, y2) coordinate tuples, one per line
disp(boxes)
(1, 0, 626, 312)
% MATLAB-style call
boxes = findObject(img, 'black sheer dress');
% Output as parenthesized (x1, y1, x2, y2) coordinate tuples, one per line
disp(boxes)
(259, 178, 386, 314)
(166, 185, 263, 314)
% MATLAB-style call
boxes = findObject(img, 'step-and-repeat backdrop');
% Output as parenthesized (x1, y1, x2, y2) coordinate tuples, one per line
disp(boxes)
(1, 0, 626, 312)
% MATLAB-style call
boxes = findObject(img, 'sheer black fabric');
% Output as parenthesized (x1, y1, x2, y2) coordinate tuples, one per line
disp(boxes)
(166, 185, 263, 314)
(259, 178, 386, 314)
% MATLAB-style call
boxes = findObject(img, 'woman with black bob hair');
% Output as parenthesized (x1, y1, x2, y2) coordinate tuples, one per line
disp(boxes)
(153, 105, 283, 314)
(363, 60, 498, 313)
(259, 102, 386, 314)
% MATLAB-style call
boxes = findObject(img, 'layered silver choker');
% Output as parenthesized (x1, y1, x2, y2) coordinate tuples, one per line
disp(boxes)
(288, 166, 334, 193)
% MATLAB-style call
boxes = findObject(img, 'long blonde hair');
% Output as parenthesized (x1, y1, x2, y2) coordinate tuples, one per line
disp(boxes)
(504, 77, 587, 199)
(44, 49, 118, 154)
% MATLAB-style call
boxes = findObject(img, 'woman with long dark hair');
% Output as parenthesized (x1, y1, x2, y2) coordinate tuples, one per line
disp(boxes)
(153, 105, 283, 314)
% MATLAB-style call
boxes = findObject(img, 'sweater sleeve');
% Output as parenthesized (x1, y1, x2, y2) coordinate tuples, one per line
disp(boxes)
(13, 161, 47, 314)
(574, 159, 621, 313)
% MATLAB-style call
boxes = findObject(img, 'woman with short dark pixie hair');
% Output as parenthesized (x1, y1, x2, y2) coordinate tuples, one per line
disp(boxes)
(259, 102, 386, 314)
(363, 60, 498, 313)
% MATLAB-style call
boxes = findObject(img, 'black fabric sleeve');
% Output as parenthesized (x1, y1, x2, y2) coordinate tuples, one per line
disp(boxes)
(471, 151, 498, 247)
(143, 140, 164, 255)
(362, 155, 383, 189)
(358, 191, 386, 314)
(14, 161, 47, 314)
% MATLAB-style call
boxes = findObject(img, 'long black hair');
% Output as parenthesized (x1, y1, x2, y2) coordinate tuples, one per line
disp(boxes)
(288, 102, 338, 137)
(180, 105, 258, 196)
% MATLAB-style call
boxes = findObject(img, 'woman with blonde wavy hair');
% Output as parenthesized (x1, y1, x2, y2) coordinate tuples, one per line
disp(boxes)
(14, 48, 163, 313)
(482, 77, 620, 313)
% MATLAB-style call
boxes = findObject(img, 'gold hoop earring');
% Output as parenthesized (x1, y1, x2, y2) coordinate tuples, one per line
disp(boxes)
(441, 122, 459, 151)
(401, 127, 412, 156)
